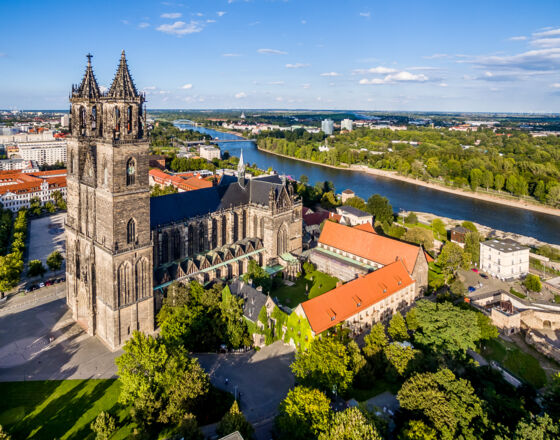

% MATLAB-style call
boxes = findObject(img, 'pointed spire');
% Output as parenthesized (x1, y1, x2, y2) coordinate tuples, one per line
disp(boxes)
(238, 149, 245, 173)
(107, 50, 139, 99)
(74, 53, 101, 99)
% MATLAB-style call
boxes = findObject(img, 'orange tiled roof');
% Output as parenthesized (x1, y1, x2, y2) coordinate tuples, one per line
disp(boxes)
(30, 169, 67, 177)
(353, 222, 376, 234)
(301, 260, 415, 334)
(318, 221, 424, 274)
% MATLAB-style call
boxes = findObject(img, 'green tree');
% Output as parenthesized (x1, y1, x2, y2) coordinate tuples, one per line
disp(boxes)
(399, 420, 437, 440)
(29, 196, 42, 216)
(46, 250, 64, 272)
(431, 218, 447, 240)
(388, 312, 409, 341)
(403, 226, 434, 250)
(217, 401, 255, 440)
(524, 274, 542, 292)
(546, 185, 560, 207)
(384, 342, 419, 377)
(481, 169, 494, 190)
(90, 411, 117, 440)
(438, 241, 465, 276)
(243, 260, 272, 294)
(44, 201, 56, 213)
(27, 259, 46, 278)
(544, 372, 560, 420)
(363, 322, 388, 358)
(220, 288, 251, 349)
(0, 425, 11, 440)
(366, 194, 393, 224)
(275, 386, 332, 440)
(469, 168, 483, 190)
(464, 232, 480, 266)
(299, 174, 309, 184)
(494, 174, 505, 192)
(450, 278, 466, 296)
(405, 212, 418, 224)
(0, 252, 24, 291)
(511, 414, 559, 440)
(319, 407, 381, 440)
(461, 221, 478, 233)
(321, 191, 339, 209)
(397, 369, 486, 440)
(344, 196, 367, 211)
(405, 308, 420, 331)
(476, 312, 499, 341)
(291, 336, 354, 394)
(413, 300, 481, 356)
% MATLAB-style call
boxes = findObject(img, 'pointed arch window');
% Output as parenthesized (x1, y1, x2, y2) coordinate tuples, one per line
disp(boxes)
(126, 158, 136, 186)
(91, 105, 97, 130)
(114, 107, 120, 132)
(127, 218, 136, 244)
(79, 106, 86, 135)
(127, 106, 133, 134)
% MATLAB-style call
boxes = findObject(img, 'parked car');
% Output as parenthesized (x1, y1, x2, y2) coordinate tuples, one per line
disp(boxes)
(468, 286, 477, 293)
(480, 273, 488, 279)
(45, 280, 53, 287)
(471, 268, 479, 273)
(39, 282, 45, 288)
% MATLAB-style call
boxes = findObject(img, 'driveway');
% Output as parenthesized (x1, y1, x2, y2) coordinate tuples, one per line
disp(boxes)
(196, 341, 296, 423)
(0, 298, 120, 381)
(459, 269, 510, 296)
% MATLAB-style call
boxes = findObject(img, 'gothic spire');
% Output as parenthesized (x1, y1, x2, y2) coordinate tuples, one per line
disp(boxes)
(73, 53, 101, 99)
(107, 50, 139, 99)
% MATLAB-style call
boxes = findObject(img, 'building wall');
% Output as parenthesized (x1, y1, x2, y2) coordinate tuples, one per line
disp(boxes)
(480, 243, 529, 280)
(309, 249, 369, 282)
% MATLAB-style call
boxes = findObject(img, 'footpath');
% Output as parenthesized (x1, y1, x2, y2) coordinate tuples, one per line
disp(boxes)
(0, 283, 66, 317)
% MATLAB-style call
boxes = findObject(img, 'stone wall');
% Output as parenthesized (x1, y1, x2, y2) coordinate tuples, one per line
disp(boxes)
(525, 330, 560, 363)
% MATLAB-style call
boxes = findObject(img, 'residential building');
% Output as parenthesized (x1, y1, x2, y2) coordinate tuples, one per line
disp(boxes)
(450, 226, 468, 245)
(61, 114, 70, 127)
(310, 221, 430, 292)
(294, 260, 416, 336)
(334, 205, 373, 226)
(341, 118, 353, 131)
(0, 158, 38, 171)
(321, 119, 334, 135)
(0, 169, 67, 212)
(18, 140, 67, 165)
(148, 168, 216, 192)
(199, 144, 221, 161)
(480, 238, 529, 280)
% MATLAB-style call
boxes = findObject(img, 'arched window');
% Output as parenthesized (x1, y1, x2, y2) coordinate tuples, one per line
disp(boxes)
(91, 106, 97, 130)
(69, 151, 74, 174)
(277, 226, 288, 255)
(135, 258, 148, 300)
(114, 107, 120, 132)
(187, 225, 194, 256)
(242, 210, 247, 239)
(75, 253, 80, 279)
(198, 222, 205, 252)
(233, 213, 239, 242)
(211, 218, 218, 248)
(221, 215, 227, 245)
(253, 216, 258, 237)
(126, 158, 136, 186)
(173, 229, 181, 260)
(127, 219, 136, 244)
(127, 106, 132, 134)
(160, 232, 169, 264)
(79, 106, 86, 134)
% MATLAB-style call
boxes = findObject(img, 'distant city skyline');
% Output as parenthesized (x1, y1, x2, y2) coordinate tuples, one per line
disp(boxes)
(1, 0, 559, 112)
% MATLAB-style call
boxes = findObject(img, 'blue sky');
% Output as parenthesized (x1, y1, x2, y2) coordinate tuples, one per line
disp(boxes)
(1, 0, 559, 112)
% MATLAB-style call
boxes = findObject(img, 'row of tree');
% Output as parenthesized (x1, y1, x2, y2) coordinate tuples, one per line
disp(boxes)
(0, 209, 27, 291)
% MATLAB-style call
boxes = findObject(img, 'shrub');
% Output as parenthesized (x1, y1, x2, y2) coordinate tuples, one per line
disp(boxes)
(90, 411, 117, 440)
(523, 274, 541, 292)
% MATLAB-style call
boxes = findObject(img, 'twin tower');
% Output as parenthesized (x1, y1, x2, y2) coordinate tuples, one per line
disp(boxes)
(66, 52, 155, 350)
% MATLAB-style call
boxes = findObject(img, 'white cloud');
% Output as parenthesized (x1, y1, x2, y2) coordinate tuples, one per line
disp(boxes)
(181, 83, 193, 89)
(195, 12, 203, 17)
(268, 81, 285, 85)
(359, 78, 386, 85)
(222, 53, 241, 57)
(156, 21, 204, 36)
(275, 97, 284, 102)
(138, 22, 150, 28)
(302, 83, 311, 89)
(161, 12, 182, 19)
(320, 72, 341, 77)
(359, 12, 371, 18)
(285, 63, 310, 68)
(423, 53, 448, 59)
(533, 28, 560, 37)
(464, 48, 560, 71)
(235, 92, 247, 99)
(531, 38, 560, 48)
(206, 19, 216, 23)
(439, 82, 448, 87)
(143, 86, 157, 90)
(354, 66, 396, 74)
(509, 36, 527, 41)
(551, 83, 560, 88)
(257, 48, 287, 55)
(217, 11, 226, 17)
(359, 70, 429, 85)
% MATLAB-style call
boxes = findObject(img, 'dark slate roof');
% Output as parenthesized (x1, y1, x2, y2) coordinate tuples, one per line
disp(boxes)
(229, 279, 267, 322)
(482, 238, 528, 253)
(150, 174, 285, 228)
(338, 205, 371, 217)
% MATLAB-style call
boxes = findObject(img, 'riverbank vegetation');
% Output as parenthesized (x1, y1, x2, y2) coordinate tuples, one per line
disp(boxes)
(150, 120, 211, 148)
(258, 127, 560, 207)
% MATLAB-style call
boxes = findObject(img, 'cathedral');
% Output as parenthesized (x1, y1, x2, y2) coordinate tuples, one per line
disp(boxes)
(66, 53, 302, 350)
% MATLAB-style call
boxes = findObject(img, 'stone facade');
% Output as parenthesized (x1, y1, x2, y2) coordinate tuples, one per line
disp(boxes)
(66, 53, 154, 351)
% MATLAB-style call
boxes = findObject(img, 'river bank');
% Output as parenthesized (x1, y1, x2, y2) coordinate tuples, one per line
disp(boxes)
(257, 146, 560, 218)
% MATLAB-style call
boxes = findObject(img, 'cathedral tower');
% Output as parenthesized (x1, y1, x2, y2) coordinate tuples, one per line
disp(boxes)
(66, 52, 154, 350)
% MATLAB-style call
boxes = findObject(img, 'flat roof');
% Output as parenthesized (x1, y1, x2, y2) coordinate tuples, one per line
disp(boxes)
(482, 238, 528, 253)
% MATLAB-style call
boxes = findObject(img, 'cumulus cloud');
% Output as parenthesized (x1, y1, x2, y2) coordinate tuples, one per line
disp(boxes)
(138, 22, 150, 28)
(359, 12, 371, 18)
(181, 83, 193, 89)
(359, 70, 429, 85)
(423, 53, 448, 59)
(509, 36, 527, 41)
(257, 48, 287, 55)
(320, 72, 341, 77)
(354, 66, 396, 74)
(359, 78, 387, 85)
(285, 63, 310, 68)
(161, 12, 182, 19)
(156, 20, 204, 36)
(217, 11, 226, 16)
(550, 83, 560, 88)
(235, 92, 247, 99)
(464, 48, 560, 71)
(531, 38, 560, 48)
(533, 28, 560, 37)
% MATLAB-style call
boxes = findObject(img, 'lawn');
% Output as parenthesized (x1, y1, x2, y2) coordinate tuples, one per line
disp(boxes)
(479, 338, 547, 389)
(272, 270, 339, 308)
(0, 379, 134, 440)
(0, 379, 233, 439)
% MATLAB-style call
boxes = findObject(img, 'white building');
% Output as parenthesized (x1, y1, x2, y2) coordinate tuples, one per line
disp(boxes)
(321, 119, 334, 135)
(17, 140, 67, 166)
(335, 205, 373, 226)
(341, 119, 353, 131)
(60, 114, 70, 127)
(199, 145, 221, 161)
(0, 159, 38, 171)
(480, 239, 529, 280)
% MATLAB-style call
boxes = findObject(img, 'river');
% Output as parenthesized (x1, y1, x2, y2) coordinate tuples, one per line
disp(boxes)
(175, 121, 560, 244)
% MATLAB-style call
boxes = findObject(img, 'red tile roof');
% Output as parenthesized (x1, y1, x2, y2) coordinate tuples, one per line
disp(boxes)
(354, 222, 376, 234)
(318, 221, 424, 274)
(301, 260, 415, 334)
(303, 210, 330, 226)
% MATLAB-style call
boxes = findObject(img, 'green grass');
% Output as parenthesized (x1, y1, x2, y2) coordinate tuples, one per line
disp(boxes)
(509, 287, 526, 299)
(0, 379, 134, 440)
(272, 270, 339, 307)
(479, 339, 547, 389)
(555, 294, 560, 304)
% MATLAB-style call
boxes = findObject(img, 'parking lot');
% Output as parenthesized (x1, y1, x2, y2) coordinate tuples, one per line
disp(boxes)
(459, 268, 511, 296)
(27, 212, 66, 266)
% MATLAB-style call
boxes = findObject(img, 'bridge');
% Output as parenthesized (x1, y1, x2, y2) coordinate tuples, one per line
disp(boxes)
(181, 138, 255, 145)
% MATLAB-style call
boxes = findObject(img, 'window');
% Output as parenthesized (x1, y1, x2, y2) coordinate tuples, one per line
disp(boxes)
(127, 219, 136, 244)
(126, 158, 136, 185)
(114, 107, 120, 132)
(92, 106, 97, 130)
(127, 106, 132, 133)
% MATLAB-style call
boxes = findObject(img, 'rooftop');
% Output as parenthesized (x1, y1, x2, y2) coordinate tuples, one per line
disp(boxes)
(337, 205, 371, 217)
(482, 238, 528, 253)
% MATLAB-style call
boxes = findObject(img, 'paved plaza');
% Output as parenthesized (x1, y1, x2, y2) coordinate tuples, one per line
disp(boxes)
(27, 213, 66, 266)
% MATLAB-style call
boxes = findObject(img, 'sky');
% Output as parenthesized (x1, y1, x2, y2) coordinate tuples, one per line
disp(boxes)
(1, 0, 560, 112)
